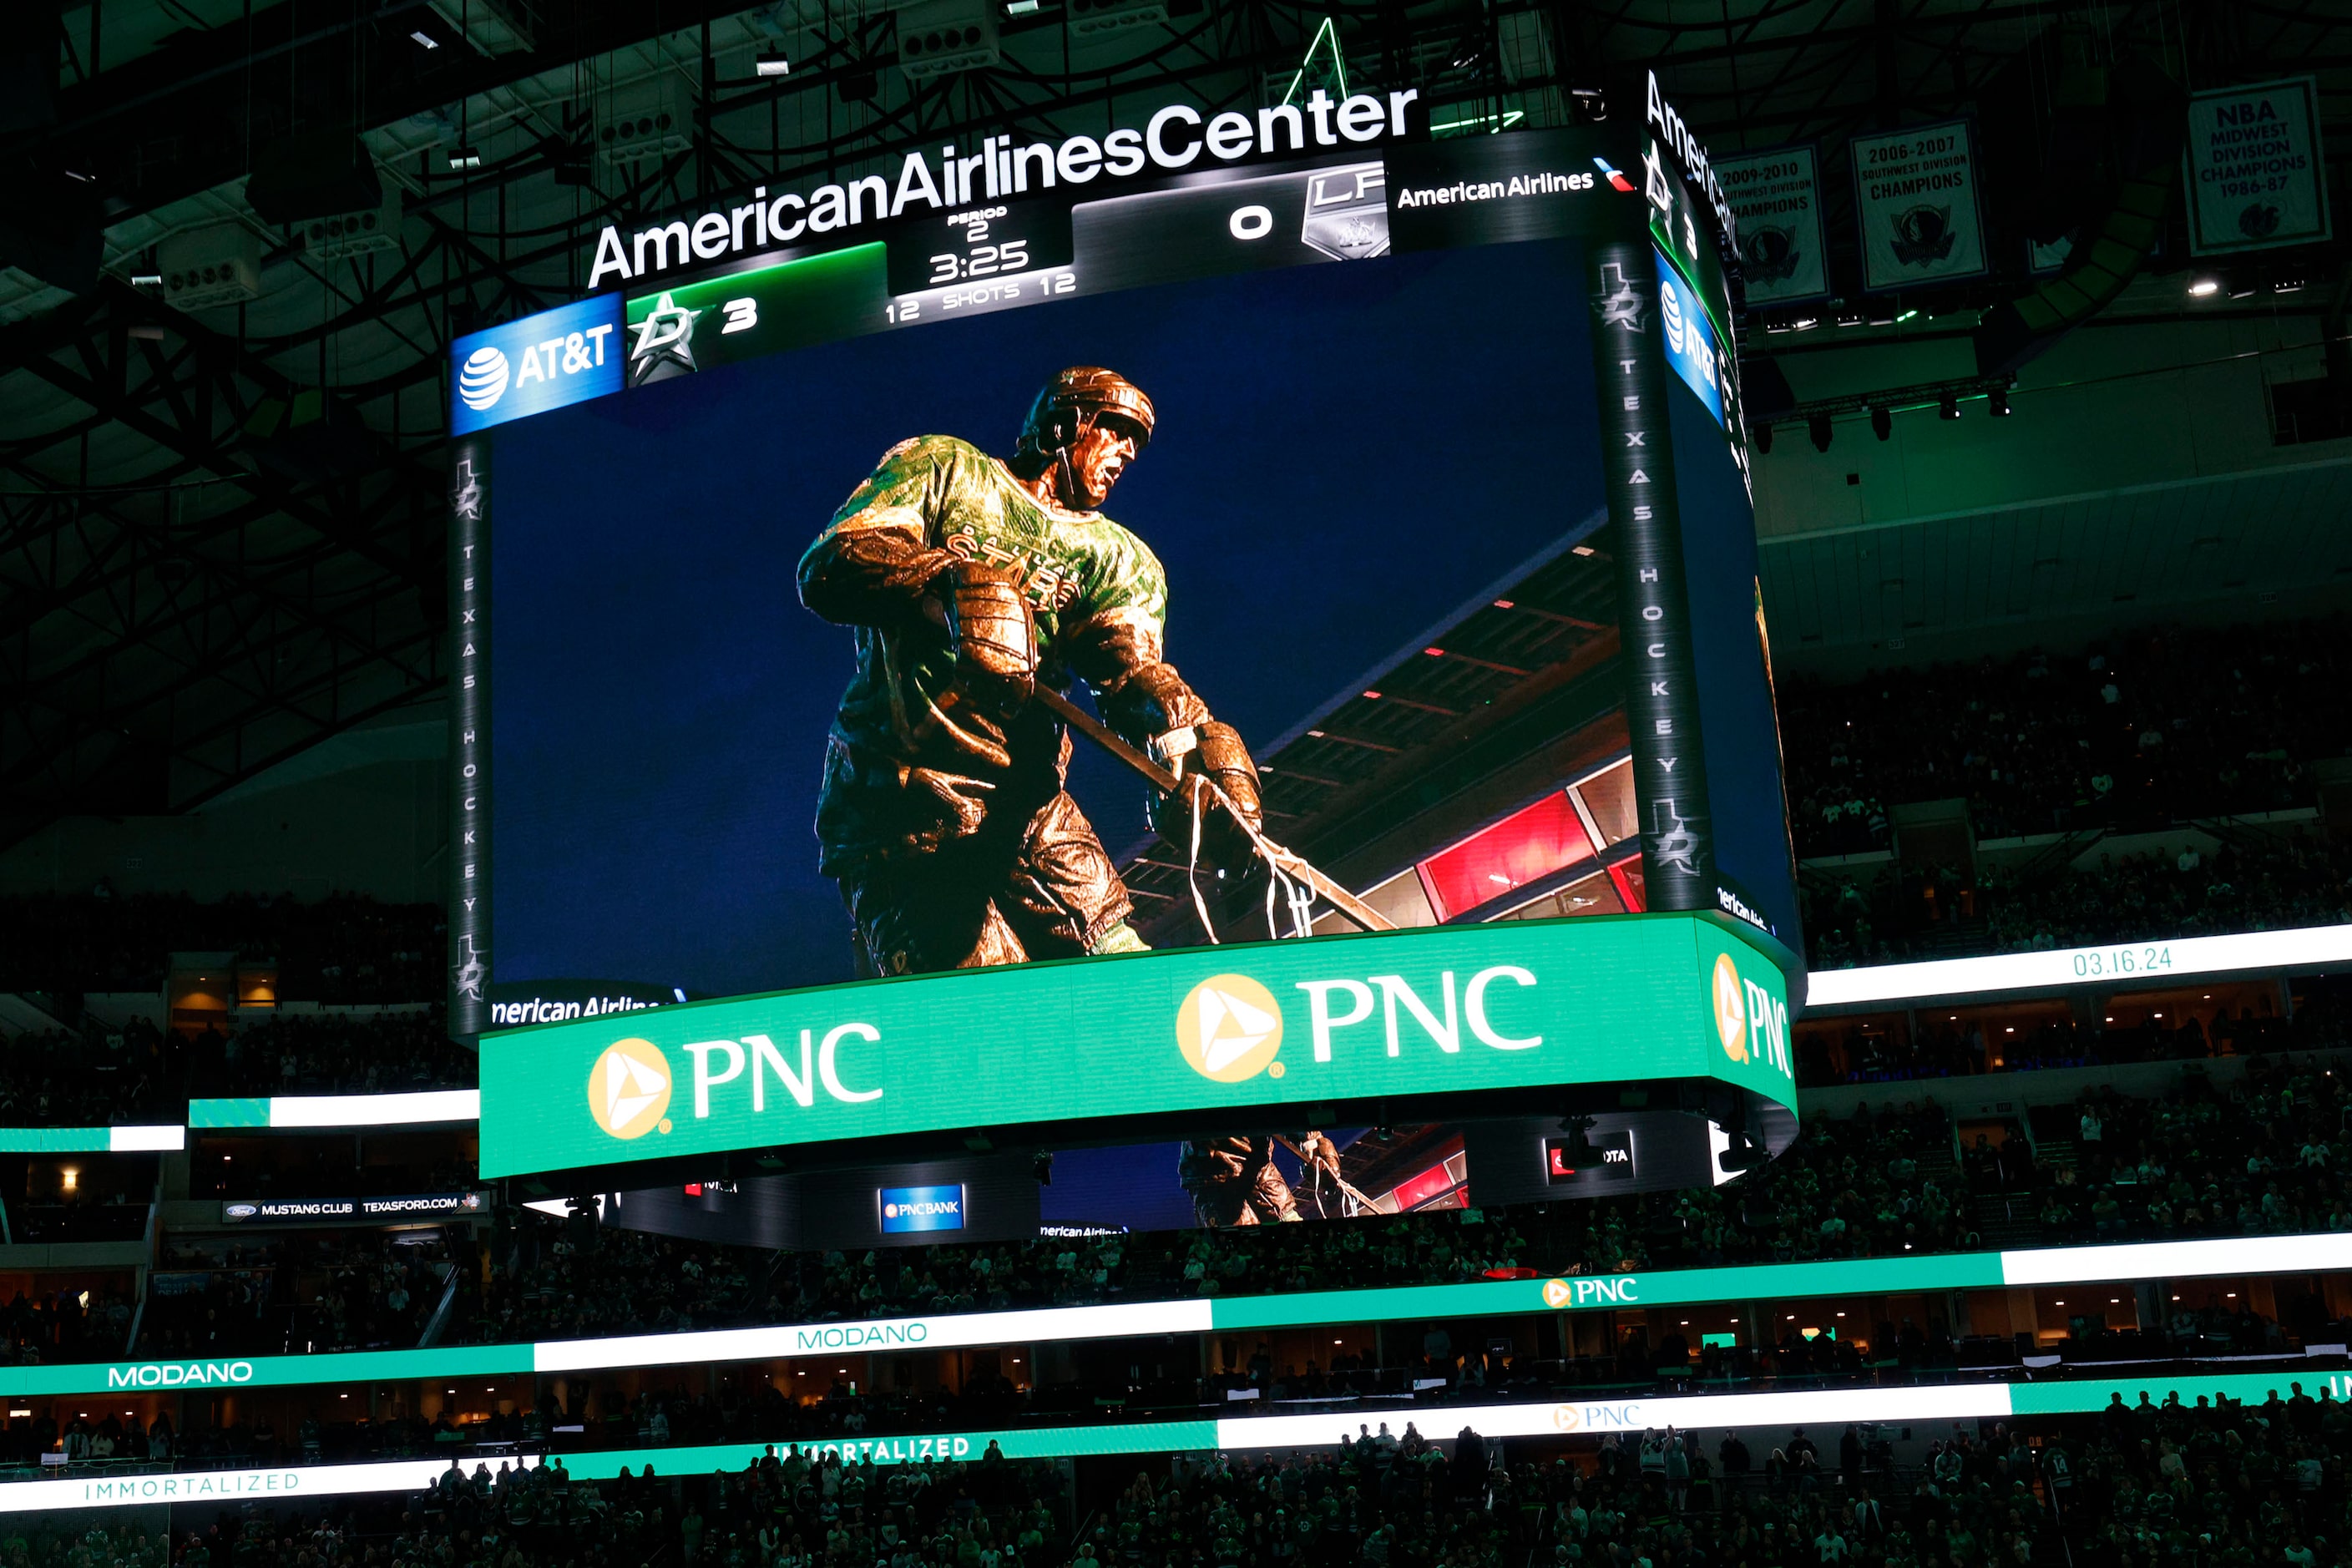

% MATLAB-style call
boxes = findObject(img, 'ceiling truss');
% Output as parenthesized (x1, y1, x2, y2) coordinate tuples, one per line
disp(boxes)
(0, 0, 2344, 843)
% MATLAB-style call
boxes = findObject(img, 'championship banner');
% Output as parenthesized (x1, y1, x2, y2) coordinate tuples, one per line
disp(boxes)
(2185, 77, 2332, 255)
(1716, 146, 1828, 305)
(1849, 120, 1986, 291)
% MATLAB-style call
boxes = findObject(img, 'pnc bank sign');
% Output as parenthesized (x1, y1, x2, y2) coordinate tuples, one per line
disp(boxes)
(584, 959, 1549, 1144)
(481, 916, 1795, 1177)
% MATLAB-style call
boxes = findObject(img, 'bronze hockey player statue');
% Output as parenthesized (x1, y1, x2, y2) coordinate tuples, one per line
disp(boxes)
(1178, 1136, 1301, 1227)
(798, 367, 1265, 976)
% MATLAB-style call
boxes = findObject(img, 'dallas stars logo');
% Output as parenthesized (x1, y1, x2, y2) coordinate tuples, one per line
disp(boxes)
(452, 933, 486, 1002)
(629, 291, 701, 386)
(1594, 261, 1646, 331)
(1650, 799, 1700, 878)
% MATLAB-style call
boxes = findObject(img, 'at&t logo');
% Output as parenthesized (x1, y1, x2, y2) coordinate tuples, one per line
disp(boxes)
(1176, 975, 1286, 1082)
(591, 1038, 673, 1139)
(458, 346, 509, 411)
(448, 296, 622, 434)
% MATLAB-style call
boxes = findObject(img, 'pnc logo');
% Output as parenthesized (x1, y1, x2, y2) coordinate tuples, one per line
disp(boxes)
(1541, 1279, 1573, 1309)
(1549, 1405, 1582, 1432)
(1176, 975, 1286, 1082)
(591, 1038, 673, 1139)
(1708, 949, 1793, 1079)
(1712, 953, 1748, 1061)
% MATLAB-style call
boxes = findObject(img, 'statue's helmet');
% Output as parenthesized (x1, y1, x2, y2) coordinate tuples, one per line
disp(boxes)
(1017, 366, 1156, 460)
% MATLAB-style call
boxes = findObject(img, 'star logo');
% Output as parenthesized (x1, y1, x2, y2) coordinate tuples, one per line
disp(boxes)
(451, 934, 486, 1002)
(451, 458, 483, 522)
(589, 1038, 674, 1140)
(1641, 138, 1673, 213)
(1595, 261, 1646, 332)
(628, 291, 701, 385)
(1176, 975, 1286, 1083)
(1650, 798, 1699, 875)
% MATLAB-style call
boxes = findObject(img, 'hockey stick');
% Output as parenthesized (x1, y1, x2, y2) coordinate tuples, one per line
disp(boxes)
(1033, 685, 1396, 933)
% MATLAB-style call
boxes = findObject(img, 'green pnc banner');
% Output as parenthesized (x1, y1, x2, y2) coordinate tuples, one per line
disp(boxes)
(480, 914, 1795, 1177)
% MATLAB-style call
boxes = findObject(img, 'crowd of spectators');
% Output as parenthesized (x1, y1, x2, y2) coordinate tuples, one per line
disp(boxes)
(0, 1282, 134, 1366)
(0, 893, 441, 1004)
(8, 1053, 2350, 1387)
(18, 1390, 2330, 1568)
(1782, 615, 2350, 860)
(0, 1024, 177, 1125)
(1805, 832, 2352, 971)
(2025, 1056, 2352, 1264)
(472, 1215, 766, 1344)
(458, 1058, 2352, 1357)
(471, 1102, 1965, 1353)
(183, 1011, 475, 1099)
(0, 1009, 471, 1126)
(1798, 981, 2325, 1089)
(130, 1231, 468, 1362)
(129, 1444, 1075, 1568)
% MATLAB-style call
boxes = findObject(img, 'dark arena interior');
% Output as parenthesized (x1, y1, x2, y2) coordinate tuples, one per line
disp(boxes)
(2, 2, 2352, 1565)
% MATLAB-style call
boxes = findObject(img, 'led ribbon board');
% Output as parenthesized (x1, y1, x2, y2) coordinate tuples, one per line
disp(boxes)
(19, 1372, 2352, 1517)
(478, 914, 1794, 1179)
(1804, 921, 2352, 1010)
(6, 1231, 2346, 1400)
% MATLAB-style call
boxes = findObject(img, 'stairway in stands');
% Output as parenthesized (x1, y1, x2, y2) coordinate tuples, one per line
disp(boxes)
(1970, 1191, 2047, 1249)
(1914, 913, 1992, 959)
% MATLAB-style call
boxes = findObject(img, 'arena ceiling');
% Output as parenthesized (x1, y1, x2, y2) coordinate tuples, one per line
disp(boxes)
(0, 0, 2345, 845)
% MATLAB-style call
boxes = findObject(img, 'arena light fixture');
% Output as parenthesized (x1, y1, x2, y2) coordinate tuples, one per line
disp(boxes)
(2189, 278, 2220, 297)
(1938, 394, 1960, 420)
(411, 29, 439, 47)
(1869, 407, 1891, 442)
(755, 50, 791, 76)
(1807, 412, 1833, 453)
(1988, 387, 2011, 417)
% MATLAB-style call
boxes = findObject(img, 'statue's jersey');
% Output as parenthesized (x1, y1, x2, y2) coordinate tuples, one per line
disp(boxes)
(799, 435, 1170, 857)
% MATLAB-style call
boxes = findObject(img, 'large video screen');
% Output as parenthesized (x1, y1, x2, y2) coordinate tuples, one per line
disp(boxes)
(489, 238, 1606, 998)
(462, 116, 1806, 1190)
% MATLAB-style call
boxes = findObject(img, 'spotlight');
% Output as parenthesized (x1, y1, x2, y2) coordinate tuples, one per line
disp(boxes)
(2189, 278, 2220, 297)
(1808, 412, 1833, 453)
(410, 29, 439, 48)
(1988, 387, 2011, 417)
(1869, 406, 1892, 442)
(755, 50, 791, 76)
(447, 145, 482, 170)
(1938, 394, 1960, 420)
